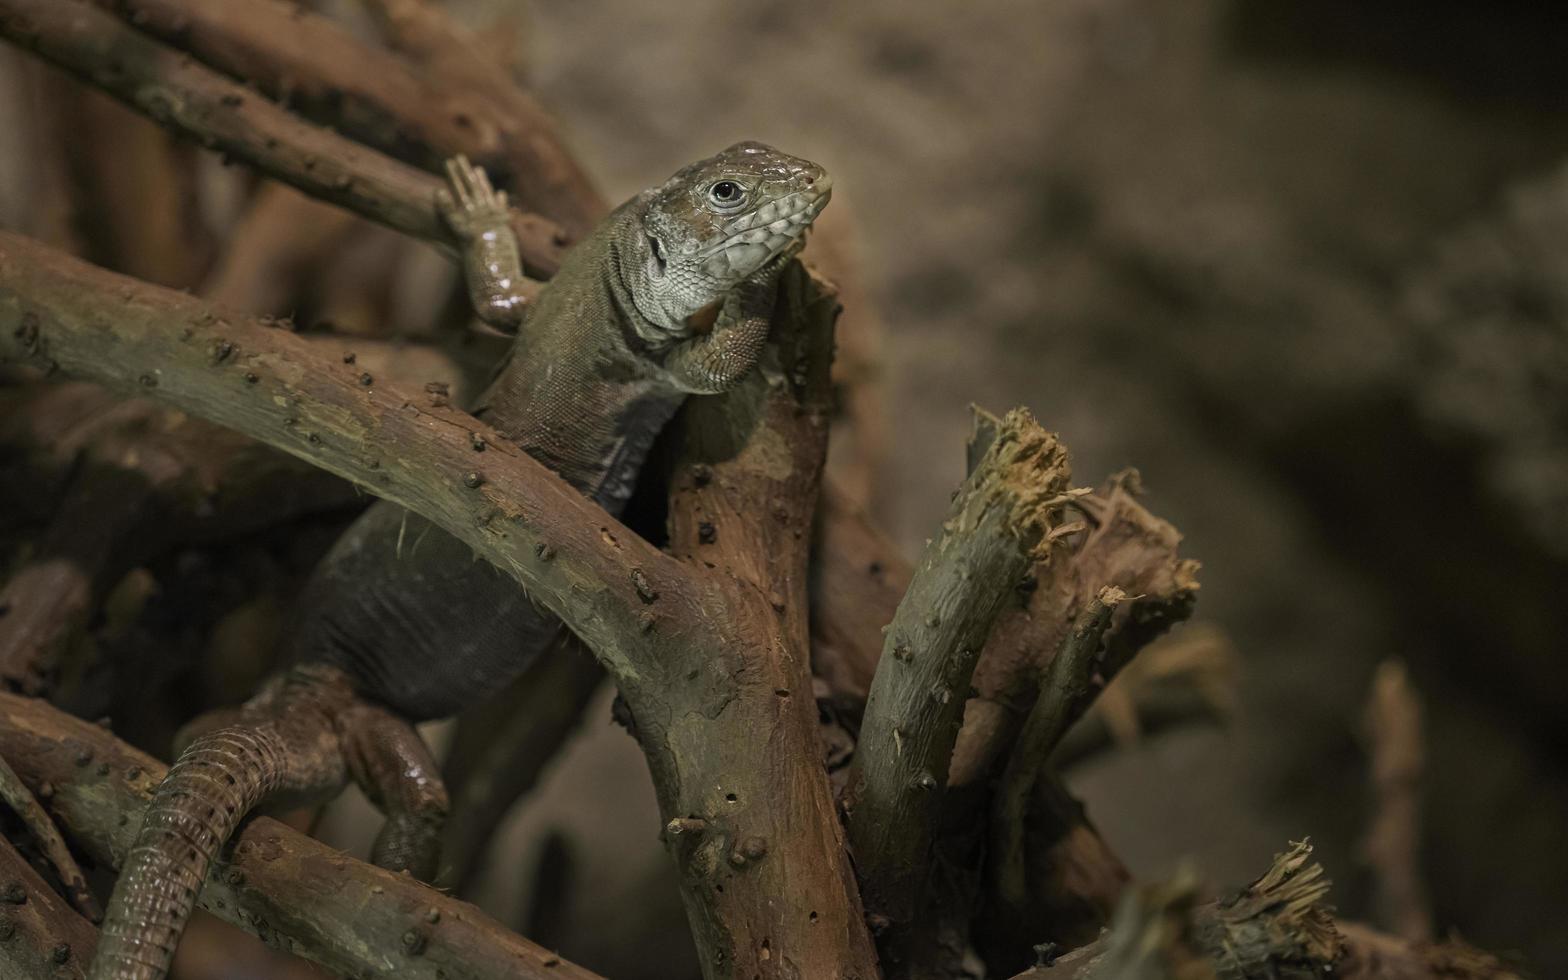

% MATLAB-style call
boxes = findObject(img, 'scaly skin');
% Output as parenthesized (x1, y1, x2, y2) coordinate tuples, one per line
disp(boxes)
(87, 142, 830, 980)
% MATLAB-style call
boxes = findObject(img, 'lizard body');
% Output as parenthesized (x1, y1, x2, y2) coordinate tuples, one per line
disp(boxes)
(88, 142, 830, 980)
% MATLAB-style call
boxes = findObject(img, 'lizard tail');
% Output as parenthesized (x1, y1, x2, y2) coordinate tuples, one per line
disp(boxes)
(89, 725, 297, 980)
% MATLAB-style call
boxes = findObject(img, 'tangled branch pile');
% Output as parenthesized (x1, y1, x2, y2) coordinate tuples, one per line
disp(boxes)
(0, 1, 1527, 978)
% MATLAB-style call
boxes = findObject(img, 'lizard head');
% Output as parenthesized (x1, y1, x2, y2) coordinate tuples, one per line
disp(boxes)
(637, 141, 831, 323)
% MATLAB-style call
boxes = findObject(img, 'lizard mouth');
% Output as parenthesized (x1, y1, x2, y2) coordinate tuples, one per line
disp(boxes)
(696, 188, 831, 277)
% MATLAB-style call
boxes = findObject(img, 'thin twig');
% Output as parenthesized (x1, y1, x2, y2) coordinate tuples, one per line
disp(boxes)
(1362, 660, 1432, 942)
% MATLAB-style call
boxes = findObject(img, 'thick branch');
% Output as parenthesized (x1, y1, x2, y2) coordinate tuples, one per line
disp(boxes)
(0, 692, 600, 980)
(0, 833, 96, 980)
(848, 407, 1072, 927)
(649, 265, 881, 979)
(0, 231, 671, 680)
(86, 0, 601, 238)
(0, 0, 566, 277)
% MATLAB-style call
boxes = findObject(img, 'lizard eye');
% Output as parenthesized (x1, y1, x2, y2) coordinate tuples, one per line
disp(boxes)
(708, 180, 745, 207)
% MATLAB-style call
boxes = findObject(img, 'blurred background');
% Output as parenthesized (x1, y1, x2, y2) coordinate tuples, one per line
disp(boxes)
(2, 0, 1566, 977)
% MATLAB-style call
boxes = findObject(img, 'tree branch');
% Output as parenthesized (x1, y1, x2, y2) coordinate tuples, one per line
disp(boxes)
(1015, 844, 1519, 980)
(0, 386, 357, 693)
(0, 691, 601, 980)
(0, 832, 96, 979)
(990, 587, 1123, 912)
(85, 0, 603, 238)
(353, 0, 606, 235)
(0, 228, 880, 980)
(848, 407, 1073, 930)
(0, 0, 567, 277)
(0, 230, 665, 678)
(1361, 660, 1431, 943)
(0, 752, 100, 922)
(647, 263, 882, 978)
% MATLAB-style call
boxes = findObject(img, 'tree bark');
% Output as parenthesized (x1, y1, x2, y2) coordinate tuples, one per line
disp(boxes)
(85, 0, 603, 238)
(0, 0, 567, 277)
(0, 834, 96, 980)
(848, 408, 1073, 936)
(0, 691, 600, 979)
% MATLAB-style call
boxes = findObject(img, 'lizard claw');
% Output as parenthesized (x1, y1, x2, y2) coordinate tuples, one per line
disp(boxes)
(438, 155, 509, 240)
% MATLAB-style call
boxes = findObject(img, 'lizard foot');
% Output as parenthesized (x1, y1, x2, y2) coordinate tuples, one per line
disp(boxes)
(437, 154, 510, 240)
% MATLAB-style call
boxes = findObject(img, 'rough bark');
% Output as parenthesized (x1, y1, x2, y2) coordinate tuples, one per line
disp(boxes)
(0, 0, 567, 277)
(990, 589, 1123, 920)
(0, 691, 600, 980)
(0, 230, 880, 979)
(0, 834, 97, 980)
(86, 0, 602, 239)
(812, 443, 1198, 976)
(1014, 844, 1519, 980)
(649, 262, 881, 979)
(848, 408, 1073, 934)
(0, 231, 662, 669)
(0, 752, 100, 921)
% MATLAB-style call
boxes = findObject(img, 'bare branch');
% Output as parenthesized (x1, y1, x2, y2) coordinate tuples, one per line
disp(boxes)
(353, 0, 606, 235)
(991, 587, 1123, 912)
(0, 0, 567, 277)
(0, 752, 100, 921)
(0, 691, 600, 979)
(85, 0, 602, 238)
(1051, 625, 1236, 769)
(1361, 660, 1431, 942)
(650, 264, 882, 978)
(848, 407, 1073, 928)
(0, 833, 96, 979)
(0, 229, 881, 979)
(0, 386, 356, 693)
(1016, 844, 1520, 980)
(0, 231, 665, 676)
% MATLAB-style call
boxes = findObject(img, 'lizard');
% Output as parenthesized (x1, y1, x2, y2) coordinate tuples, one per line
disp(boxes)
(87, 141, 831, 980)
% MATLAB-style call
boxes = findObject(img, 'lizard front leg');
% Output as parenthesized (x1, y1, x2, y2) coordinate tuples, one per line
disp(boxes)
(438, 155, 533, 333)
(661, 258, 791, 394)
